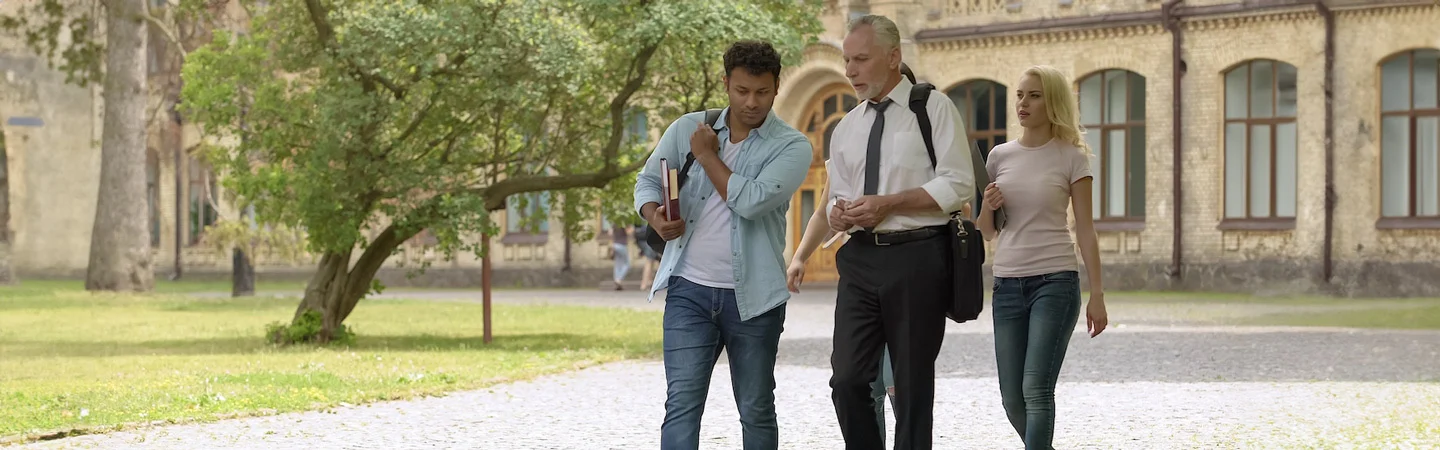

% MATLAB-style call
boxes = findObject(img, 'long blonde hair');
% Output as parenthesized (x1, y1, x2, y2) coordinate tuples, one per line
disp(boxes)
(1023, 65, 1091, 156)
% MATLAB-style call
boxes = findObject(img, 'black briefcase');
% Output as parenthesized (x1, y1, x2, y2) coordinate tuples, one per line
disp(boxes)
(945, 213, 985, 323)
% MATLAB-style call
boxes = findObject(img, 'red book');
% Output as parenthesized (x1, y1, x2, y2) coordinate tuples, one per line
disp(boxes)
(659, 158, 681, 221)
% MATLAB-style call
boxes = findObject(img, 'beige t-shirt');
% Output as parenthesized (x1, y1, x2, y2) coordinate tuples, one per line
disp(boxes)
(986, 138, 1093, 278)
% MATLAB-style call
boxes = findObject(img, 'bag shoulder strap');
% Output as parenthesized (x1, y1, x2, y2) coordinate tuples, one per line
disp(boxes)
(909, 84, 990, 216)
(676, 108, 724, 187)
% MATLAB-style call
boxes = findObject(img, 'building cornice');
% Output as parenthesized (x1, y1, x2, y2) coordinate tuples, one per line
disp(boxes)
(915, 0, 1435, 49)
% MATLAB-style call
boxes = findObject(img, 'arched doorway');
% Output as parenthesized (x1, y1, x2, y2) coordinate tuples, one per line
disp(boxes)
(946, 79, 1009, 157)
(791, 84, 857, 283)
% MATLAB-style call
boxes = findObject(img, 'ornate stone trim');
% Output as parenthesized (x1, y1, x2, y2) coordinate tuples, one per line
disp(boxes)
(918, 24, 1165, 51)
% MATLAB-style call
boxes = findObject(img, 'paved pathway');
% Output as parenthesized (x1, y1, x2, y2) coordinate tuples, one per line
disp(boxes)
(15, 288, 1440, 449)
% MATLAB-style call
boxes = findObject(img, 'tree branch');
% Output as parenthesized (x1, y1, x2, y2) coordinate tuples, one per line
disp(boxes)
(139, 1, 186, 59)
(477, 158, 647, 211)
(301, 0, 405, 100)
(385, 88, 445, 155)
(598, 40, 662, 174)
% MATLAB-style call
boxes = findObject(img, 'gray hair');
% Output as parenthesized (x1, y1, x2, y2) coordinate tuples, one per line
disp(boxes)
(847, 15, 901, 51)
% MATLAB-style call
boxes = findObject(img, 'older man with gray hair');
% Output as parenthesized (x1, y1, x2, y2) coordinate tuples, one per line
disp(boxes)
(825, 14, 976, 449)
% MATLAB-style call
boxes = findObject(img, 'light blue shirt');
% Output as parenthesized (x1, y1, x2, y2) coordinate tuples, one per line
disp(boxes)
(633, 108, 812, 321)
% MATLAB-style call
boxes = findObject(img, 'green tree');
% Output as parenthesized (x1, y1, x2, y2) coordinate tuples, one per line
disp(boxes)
(1, 0, 245, 291)
(181, 0, 821, 344)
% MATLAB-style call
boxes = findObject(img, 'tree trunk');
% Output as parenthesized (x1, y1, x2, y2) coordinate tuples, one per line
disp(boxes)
(231, 248, 254, 297)
(86, 0, 154, 292)
(232, 206, 257, 296)
(1, 130, 13, 285)
(286, 225, 411, 343)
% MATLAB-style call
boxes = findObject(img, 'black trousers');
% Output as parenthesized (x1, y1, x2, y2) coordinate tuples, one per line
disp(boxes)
(830, 230, 950, 450)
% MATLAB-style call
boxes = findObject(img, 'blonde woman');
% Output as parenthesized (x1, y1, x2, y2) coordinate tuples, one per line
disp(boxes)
(976, 65, 1108, 450)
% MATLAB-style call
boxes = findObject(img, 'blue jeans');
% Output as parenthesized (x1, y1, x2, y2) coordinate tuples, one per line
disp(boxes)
(870, 348, 895, 443)
(992, 270, 1082, 450)
(661, 276, 786, 450)
(613, 243, 631, 282)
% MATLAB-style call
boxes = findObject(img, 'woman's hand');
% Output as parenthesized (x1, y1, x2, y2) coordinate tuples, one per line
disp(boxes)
(1086, 291, 1108, 338)
(983, 182, 1005, 211)
(786, 259, 806, 293)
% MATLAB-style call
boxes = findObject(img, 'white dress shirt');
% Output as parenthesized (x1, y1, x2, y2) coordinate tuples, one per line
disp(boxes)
(825, 77, 976, 233)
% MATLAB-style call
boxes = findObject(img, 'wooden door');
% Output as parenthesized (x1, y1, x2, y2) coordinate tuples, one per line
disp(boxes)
(791, 85, 858, 283)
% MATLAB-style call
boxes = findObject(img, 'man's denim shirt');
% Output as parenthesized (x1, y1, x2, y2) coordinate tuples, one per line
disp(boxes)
(633, 108, 812, 321)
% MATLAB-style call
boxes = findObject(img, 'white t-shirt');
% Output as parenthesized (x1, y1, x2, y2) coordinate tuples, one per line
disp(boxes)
(986, 138, 1093, 278)
(673, 139, 746, 289)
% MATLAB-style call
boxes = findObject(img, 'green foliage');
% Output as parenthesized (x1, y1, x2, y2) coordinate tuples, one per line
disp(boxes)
(199, 219, 309, 264)
(0, 0, 240, 87)
(180, 0, 822, 267)
(0, 0, 105, 86)
(265, 309, 355, 345)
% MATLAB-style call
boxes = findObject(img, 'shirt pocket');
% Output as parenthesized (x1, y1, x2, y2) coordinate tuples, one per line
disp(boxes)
(737, 151, 768, 179)
(891, 131, 933, 171)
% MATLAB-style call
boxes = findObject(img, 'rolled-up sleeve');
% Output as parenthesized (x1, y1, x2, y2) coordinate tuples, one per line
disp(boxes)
(726, 135, 813, 220)
(919, 95, 976, 213)
(634, 116, 690, 216)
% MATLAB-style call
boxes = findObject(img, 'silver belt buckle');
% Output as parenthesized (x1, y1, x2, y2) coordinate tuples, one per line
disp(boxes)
(873, 232, 890, 246)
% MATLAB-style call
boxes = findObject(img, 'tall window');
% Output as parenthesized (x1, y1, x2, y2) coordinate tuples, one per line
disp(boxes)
(624, 108, 649, 147)
(1223, 59, 1298, 223)
(947, 80, 1008, 157)
(188, 158, 218, 245)
(1078, 69, 1147, 222)
(1380, 49, 1440, 221)
(506, 192, 551, 234)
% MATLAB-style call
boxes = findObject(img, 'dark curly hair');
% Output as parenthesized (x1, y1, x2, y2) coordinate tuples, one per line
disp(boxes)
(723, 40, 783, 82)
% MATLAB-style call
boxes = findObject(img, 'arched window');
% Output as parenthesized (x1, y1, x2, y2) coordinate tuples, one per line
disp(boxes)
(1223, 59, 1298, 223)
(1380, 49, 1440, 221)
(946, 80, 1008, 156)
(1078, 69, 1146, 221)
(802, 88, 859, 162)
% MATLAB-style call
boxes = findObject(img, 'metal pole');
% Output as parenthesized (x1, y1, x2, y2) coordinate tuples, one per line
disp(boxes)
(482, 232, 493, 344)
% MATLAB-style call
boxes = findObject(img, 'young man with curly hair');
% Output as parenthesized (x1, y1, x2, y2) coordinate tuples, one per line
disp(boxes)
(633, 40, 813, 450)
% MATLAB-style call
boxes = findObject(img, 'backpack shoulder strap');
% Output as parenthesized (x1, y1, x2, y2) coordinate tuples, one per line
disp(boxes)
(909, 83, 938, 168)
(677, 109, 724, 187)
(703, 108, 723, 128)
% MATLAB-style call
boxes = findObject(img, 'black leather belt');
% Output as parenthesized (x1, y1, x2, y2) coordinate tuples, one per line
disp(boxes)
(850, 225, 947, 246)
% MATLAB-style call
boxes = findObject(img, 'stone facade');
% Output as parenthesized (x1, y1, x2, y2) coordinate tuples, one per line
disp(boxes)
(777, 0, 1440, 296)
(6, 0, 1439, 294)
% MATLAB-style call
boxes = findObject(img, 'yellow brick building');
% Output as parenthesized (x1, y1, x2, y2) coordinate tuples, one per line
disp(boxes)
(5, 0, 1439, 295)
(777, 0, 1440, 296)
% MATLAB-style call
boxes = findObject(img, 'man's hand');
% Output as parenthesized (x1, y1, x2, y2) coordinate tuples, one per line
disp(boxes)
(786, 259, 806, 293)
(648, 205, 686, 241)
(840, 195, 896, 229)
(690, 123, 719, 161)
(828, 199, 853, 232)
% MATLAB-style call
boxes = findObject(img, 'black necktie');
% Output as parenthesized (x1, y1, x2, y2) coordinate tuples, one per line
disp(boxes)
(862, 99, 891, 197)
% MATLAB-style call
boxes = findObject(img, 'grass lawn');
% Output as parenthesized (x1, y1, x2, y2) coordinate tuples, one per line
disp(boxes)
(0, 282, 662, 441)
(1235, 304, 1440, 330)
(1090, 291, 1440, 330)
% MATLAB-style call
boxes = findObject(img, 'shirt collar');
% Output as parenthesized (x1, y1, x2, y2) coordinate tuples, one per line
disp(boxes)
(715, 107, 779, 140)
(869, 76, 914, 111)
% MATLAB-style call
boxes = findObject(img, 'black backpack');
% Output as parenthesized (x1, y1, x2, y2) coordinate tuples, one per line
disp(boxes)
(643, 108, 724, 255)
